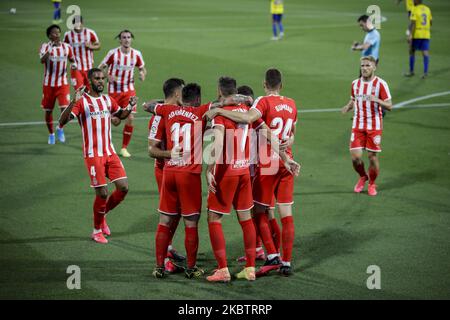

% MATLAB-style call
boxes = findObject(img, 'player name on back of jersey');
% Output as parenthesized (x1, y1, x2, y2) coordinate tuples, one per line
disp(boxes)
(275, 103, 294, 113)
(167, 109, 199, 121)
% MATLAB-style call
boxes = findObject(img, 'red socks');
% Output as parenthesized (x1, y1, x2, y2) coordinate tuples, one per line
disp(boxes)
(168, 215, 181, 248)
(105, 189, 128, 213)
(208, 222, 227, 269)
(369, 167, 379, 184)
(45, 112, 53, 134)
(239, 219, 256, 268)
(353, 160, 368, 178)
(281, 216, 295, 263)
(254, 212, 277, 255)
(93, 196, 107, 229)
(122, 124, 134, 149)
(185, 226, 199, 269)
(155, 224, 171, 267)
(269, 218, 281, 253)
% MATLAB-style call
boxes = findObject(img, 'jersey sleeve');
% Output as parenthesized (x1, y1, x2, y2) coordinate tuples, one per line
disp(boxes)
(67, 45, 74, 61)
(63, 32, 70, 44)
(70, 100, 83, 119)
(250, 96, 266, 118)
(410, 7, 417, 21)
(148, 115, 165, 141)
(100, 49, 115, 66)
(379, 81, 392, 101)
(252, 117, 265, 130)
(350, 81, 356, 100)
(39, 43, 49, 59)
(109, 96, 121, 115)
(196, 103, 212, 118)
(135, 50, 145, 68)
(154, 104, 172, 118)
(212, 115, 225, 127)
(90, 30, 99, 43)
(365, 32, 377, 46)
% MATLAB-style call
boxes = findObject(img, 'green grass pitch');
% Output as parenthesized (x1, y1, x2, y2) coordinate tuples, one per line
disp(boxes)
(0, 0, 449, 299)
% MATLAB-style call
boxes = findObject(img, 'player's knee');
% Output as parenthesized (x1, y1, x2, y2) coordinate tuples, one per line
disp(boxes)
(119, 185, 128, 193)
(98, 189, 108, 199)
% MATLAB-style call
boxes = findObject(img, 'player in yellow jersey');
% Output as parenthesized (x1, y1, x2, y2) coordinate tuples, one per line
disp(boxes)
(405, 0, 432, 78)
(271, 0, 284, 40)
(397, 0, 415, 36)
(397, 0, 415, 16)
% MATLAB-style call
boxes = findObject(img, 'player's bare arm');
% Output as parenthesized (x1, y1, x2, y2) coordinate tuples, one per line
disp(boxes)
(352, 42, 371, 51)
(142, 99, 164, 113)
(204, 107, 260, 124)
(98, 63, 114, 83)
(86, 41, 101, 51)
(259, 122, 300, 176)
(138, 66, 147, 81)
(371, 97, 393, 111)
(408, 22, 415, 42)
(115, 96, 137, 119)
(59, 86, 86, 126)
(341, 98, 355, 113)
(205, 126, 224, 194)
(148, 139, 171, 159)
(40, 42, 53, 63)
(280, 127, 296, 152)
(208, 94, 253, 111)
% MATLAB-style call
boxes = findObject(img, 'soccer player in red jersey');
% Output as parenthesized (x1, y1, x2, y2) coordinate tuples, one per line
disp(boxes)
(40, 24, 77, 145)
(64, 15, 101, 92)
(59, 68, 135, 244)
(99, 30, 147, 158)
(145, 84, 252, 279)
(341, 56, 393, 196)
(235, 85, 288, 264)
(147, 78, 187, 273)
(204, 68, 300, 277)
(205, 77, 257, 282)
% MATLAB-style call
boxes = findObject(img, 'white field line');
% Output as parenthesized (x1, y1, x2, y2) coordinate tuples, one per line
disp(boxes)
(0, 91, 449, 128)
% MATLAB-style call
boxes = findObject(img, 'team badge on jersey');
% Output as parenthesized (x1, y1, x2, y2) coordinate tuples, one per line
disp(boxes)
(373, 135, 381, 145)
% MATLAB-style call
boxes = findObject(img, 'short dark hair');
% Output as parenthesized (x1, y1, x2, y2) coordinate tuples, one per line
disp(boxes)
(237, 85, 254, 99)
(115, 29, 135, 39)
(72, 15, 83, 25)
(163, 78, 185, 98)
(88, 68, 103, 80)
(46, 24, 61, 37)
(265, 68, 282, 89)
(358, 15, 370, 23)
(218, 76, 237, 97)
(182, 83, 201, 105)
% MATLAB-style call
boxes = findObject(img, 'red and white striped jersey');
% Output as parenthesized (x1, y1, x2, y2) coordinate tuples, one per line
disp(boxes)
(39, 42, 74, 87)
(100, 47, 145, 93)
(351, 76, 391, 131)
(63, 28, 99, 71)
(71, 93, 122, 158)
